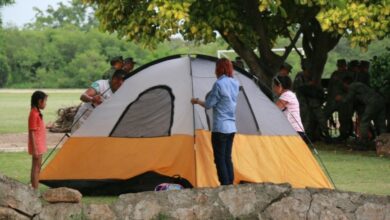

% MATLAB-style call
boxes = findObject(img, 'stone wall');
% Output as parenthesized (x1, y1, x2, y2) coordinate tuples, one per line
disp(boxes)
(1, 173, 389, 220)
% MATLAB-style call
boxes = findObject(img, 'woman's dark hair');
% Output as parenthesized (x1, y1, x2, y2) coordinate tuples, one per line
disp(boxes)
(31, 90, 47, 118)
(273, 75, 292, 90)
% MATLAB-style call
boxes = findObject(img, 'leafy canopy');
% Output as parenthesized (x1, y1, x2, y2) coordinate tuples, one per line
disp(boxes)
(85, 0, 389, 50)
(28, 0, 97, 30)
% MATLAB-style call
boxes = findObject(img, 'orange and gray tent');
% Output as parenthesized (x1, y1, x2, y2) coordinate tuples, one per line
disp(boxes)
(40, 54, 332, 194)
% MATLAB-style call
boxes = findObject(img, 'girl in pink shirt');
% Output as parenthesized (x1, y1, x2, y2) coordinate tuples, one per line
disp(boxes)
(28, 91, 48, 189)
(273, 76, 309, 144)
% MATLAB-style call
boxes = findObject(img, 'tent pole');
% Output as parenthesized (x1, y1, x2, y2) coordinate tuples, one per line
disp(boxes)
(188, 54, 198, 187)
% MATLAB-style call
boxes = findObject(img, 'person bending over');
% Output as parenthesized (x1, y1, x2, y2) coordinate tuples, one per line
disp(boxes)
(72, 70, 125, 133)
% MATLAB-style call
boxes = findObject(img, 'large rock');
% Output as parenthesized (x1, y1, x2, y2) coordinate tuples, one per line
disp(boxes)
(262, 189, 311, 220)
(111, 183, 390, 220)
(307, 188, 390, 220)
(113, 183, 291, 219)
(83, 204, 117, 220)
(0, 173, 41, 218)
(1, 172, 389, 219)
(42, 187, 82, 203)
(0, 207, 30, 220)
(355, 203, 389, 220)
(376, 133, 390, 157)
(38, 203, 82, 220)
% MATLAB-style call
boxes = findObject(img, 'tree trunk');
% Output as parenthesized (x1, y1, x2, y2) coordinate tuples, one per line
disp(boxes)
(222, 31, 273, 85)
(302, 19, 341, 85)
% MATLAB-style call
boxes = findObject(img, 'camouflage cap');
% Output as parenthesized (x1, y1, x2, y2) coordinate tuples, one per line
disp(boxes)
(124, 57, 137, 64)
(280, 62, 292, 72)
(337, 59, 347, 67)
(348, 60, 360, 68)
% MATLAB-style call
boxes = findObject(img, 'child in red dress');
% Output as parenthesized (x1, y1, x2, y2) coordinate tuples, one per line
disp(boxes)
(28, 91, 48, 189)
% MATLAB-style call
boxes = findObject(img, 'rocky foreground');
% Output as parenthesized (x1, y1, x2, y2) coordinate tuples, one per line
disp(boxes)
(0, 173, 389, 220)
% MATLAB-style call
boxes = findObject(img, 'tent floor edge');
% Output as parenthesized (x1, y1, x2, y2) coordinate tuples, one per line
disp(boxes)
(40, 171, 193, 196)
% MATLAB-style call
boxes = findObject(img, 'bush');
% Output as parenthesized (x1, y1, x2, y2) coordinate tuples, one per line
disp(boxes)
(370, 47, 390, 102)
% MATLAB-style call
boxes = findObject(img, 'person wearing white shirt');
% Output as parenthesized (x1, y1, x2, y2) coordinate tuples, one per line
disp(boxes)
(71, 70, 125, 133)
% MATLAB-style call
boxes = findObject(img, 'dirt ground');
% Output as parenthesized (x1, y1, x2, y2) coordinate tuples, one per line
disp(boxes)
(0, 132, 65, 152)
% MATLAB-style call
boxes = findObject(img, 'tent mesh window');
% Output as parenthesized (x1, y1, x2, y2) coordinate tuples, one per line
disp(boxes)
(205, 86, 260, 135)
(110, 86, 174, 137)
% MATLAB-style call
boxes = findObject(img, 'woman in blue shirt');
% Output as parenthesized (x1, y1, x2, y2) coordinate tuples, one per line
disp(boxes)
(191, 58, 239, 185)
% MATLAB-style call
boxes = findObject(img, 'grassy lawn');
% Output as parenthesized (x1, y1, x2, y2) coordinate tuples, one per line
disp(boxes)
(312, 147, 390, 195)
(0, 151, 118, 204)
(0, 89, 388, 204)
(0, 89, 83, 134)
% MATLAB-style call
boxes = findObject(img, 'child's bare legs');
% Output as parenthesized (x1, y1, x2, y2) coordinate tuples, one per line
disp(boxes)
(31, 155, 42, 189)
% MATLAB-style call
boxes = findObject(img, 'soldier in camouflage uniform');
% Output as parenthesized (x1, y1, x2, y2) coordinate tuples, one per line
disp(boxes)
(325, 59, 354, 141)
(293, 59, 329, 142)
(356, 60, 370, 86)
(348, 60, 360, 81)
(102, 56, 124, 79)
(336, 76, 387, 149)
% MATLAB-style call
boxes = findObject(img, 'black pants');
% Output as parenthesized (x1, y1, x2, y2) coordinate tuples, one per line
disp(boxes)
(211, 132, 235, 185)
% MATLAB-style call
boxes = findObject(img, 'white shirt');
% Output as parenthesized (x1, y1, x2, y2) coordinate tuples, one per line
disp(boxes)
(279, 90, 304, 132)
(71, 80, 113, 133)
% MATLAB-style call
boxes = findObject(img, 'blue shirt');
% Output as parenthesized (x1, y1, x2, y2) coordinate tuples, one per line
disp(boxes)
(205, 75, 239, 133)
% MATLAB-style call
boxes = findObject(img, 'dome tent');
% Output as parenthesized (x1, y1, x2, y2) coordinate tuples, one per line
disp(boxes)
(40, 54, 332, 195)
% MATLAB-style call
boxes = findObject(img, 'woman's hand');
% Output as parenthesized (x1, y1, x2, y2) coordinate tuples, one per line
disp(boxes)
(191, 98, 199, 105)
(92, 95, 103, 106)
(191, 98, 206, 108)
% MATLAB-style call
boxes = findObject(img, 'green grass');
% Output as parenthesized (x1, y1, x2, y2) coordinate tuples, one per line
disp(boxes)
(0, 89, 82, 134)
(0, 151, 118, 204)
(313, 149, 390, 195)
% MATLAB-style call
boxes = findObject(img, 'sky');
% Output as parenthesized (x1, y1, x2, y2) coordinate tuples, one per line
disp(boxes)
(0, 0, 64, 27)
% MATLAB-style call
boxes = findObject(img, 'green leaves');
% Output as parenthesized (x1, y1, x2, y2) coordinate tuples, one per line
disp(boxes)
(27, 0, 97, 30)
(370, 48, 390, 99)
(315, 1, 390, 49)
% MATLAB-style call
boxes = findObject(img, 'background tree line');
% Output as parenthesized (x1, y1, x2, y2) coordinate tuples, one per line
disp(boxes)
(0, 0, 388, 89)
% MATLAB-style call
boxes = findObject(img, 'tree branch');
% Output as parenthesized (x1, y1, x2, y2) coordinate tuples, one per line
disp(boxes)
(282, 27, 303, 61)
(243, 0, 281, 66)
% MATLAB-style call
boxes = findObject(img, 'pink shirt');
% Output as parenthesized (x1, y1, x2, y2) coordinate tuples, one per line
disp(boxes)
(28, 108, 47, 155)
(279, 90, 304, 132)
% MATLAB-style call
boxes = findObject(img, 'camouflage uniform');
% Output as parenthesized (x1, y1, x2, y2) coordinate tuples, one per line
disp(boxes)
(294, 72, 329, 141)
(342, 82, 387, 140)
(325, 69, 354, 140)
(355, 60, 370, 86)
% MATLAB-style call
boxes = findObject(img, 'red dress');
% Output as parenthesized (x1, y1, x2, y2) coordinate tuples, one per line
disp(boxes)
(28, 108, 47, 155)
